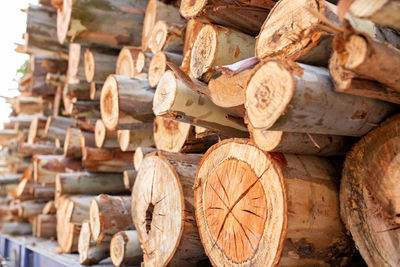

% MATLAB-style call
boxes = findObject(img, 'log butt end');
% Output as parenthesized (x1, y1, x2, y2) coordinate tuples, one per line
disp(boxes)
(89, 198, 103, 243)
(180, 0, 207, 18)
(153, 70, 177, 116)
(153, 116, 191, 152)
(190, 25, 217, 79)
(116, 48, 135, 78)
(117, 130, 130, 152)
(78, 221, 91, 265)
(148, 51, 167, 88)
(149, 20, 169, 54)
(84, 49, 95, 83)
(95, 120, 106, 148)
(56, 0, 72, 44)
(100, 75, 119, 130)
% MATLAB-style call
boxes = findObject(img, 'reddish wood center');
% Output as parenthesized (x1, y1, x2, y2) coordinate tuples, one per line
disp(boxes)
(205, 159, 267, 263)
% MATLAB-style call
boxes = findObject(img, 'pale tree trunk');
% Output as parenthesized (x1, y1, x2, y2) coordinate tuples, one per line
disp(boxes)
(340, 115, 400, 267)
(195, 139, 354, 266)
(78, 220, 110, 265)
(245, 60, 396, 136)
(149, 20, 185, 54)
(132, 151, 209, 266)
(110, 230, 143, 267)
(18, 201, 47, 219)
(82, 147, 134, 172)
(134, 147, 157, 171)
(84, 49, 118, 83)
(90, 195, 133, 243)
(117, 128, 154, 152)
(148, 51, 183, 88)
(153, 70, 248, 137)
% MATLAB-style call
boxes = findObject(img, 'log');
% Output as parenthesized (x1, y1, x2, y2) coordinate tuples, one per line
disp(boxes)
(153, 116, 219, 152)
(76, 118, 97, 133)
(36, 214, 57, 238)
(148, 51, 183, 88)
(18, 142, 64, 157)
(179, 0, 274, 36)
(110, 230, 143, 267)
(80, 130, 96, 149)
(71, 100, 101, 119)
(100, 75, 155, 130)
(250, 128, 355, 155)
(190, 24, 255, 82)
(195, 139, 354, 266)
(1, 222, 32, 235)
(132, 151, 209, 266)
(94, 120, 119, 149)
(340, 115, 400, 266)
(63, 127, 83, 159)
(90, 195, 133, 243)
(256, 0, 400, 65)
(56, 172, 128, 196)
(30, 55, 68, 76)
(331, 33, 400, 94)
(28, 114, 48, 144)
(133, 147, 157, 171)
(32, 185, 55, 200)
(78, 220, 110, 265)
(0, 130, 19, 146)
(43, 200, 56, 214)
(66, 43, 86, 84)
(142, 0, 184, 51)
(64, 83, 93, 101)
(0, 174, 22, 185)
(245, 60, 397, 136)
(123, 170, 137, 190)
(18, 201, 46, 219)
(117, 128, 155, 152)
(82, 147, 134, 173)
(65, 196, 93, 224)
(348, 0, 400, 29)
(84, 49, 118, 83)
(149, 20, 185, 54)
(57, 0, 147, 48)
(34, 155, 81, 185)
(153, 70, 248, 137)
(89, 82, 102, 100)
(115, 46, 143, 78)
(44, 115, 76, 142)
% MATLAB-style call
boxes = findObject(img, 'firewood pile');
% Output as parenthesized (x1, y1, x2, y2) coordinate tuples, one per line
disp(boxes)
(0, 0, 399, 266)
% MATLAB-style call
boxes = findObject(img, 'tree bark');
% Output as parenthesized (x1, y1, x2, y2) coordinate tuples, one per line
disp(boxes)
(149, 20, 185, 54)
(153, 70, 248, 137)
(134, 147, 157, 171)
(142, 0, 184, 51)
(16, 96, 45, 115)
(0, 174, 22, 185)
(0, 130, 20, 146)
(30, 55, 68, 76)
(132, 151, 209, 266)
(32, 185, 55, 200)
(348, 0, 400, 30)
(256, 0, 400, 66)
(64, 127, 83, 159)
(245, 60, 396, 136)
(195, 139, 354, 266)
(64, 83, 93, 101)
(153, 116, 220, 153)
(57, 0, 147, 48)
(0, 222, 32, 235)
(18, 143, 64, 157)
(94, 120, 119, 148)
(33, 155, 81, 185)
(71, 100, 101, 119)
(180, 0, 275, 36)
(190, 24, 255, 82)
(100, 75, 155, 130)
(56, 172, 128, 196)
(148, 51, 183, 88)
(18, 201, 46, 219)
(90, 82, 103, 100)
(66, 43, 86, 84)
(78, 220, 110, 265)
(82, 147, 134, 173)
(117, 128, 155, 152)
(90, 195, 133, 243)
(340, 114, 400, 267)
(84, 49, 118, 83)
(44, 115, 76, 143)
(36, 214, 57, 238)
(110, 230, 143, 267)
(123, 170, 137, 190)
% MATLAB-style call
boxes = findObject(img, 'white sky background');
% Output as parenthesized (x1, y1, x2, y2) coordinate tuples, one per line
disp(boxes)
(0, 0, 38, 128)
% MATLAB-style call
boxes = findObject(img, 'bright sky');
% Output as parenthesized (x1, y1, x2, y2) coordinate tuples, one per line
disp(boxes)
(0, 0, 37, 127)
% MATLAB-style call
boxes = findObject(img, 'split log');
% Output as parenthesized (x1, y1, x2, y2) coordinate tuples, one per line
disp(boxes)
(149, 20, 185, 54)
(94, 120, 119, 149)
(117, 128, 154, 152)
(110, 230, 143, 267)
(134, 147, 157, 171)
(71, 100, 101, 119)
(256, 0, 400, 65)
(245, 60, 396, 136)
(0, 130, 19, 146)
(44, 115, 76, 142)
(36, 214, 57, 238)
(190, 24, 255, 81)
(153, 117, 219, 152)
(82, 147, 134, 173)
(18, 142, 64, 157)
(132, 151, 209, 266)
(123, 170, 137, 190)
(56, 172, 128, 196)
(142, 0, 184, 51)
(116, 46, 143, 78)
(34, 155, 81, 185)
(250, 128, 354, 156)
(100, 75, 155, 130)
(64, 127, 83, 159)
(79, 220, 110, 265)
(57, 0, 147, 48)
(84, 49, 118, 83)
(28, 114, 47, 144)
(148, 51, 183, 88)
(1, 222, 32, 235)
(18, 201, 46, 219)
(195, 139, 354, 266)
(348, 0, 400, 29)
(153, 70, 248, 137)
(340, 115, 400, 266)
(180, 0, 274, 36)
(90, 195, 133, 243)
(43, 200, 56, 214)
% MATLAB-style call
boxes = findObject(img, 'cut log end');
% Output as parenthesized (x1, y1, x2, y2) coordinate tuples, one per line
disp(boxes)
(180, 0, 207, 18)
(251, 128, 284, 151)
(149, 20, 169, 53)
(89, 198, 102, 243)
(135, 51, 146, 74)
(100, 75, 119, 130)
(148, 51, 167, 88)
(153, 116, 191, 152)
(133, 147, 144, 171)
(110, 232, 126, 267)
(90, 82, 98, 100)
(153, 70, 177, 115)
(190, 24, 217, 79)
(78, 221, 91, 265)
(116, 48, 136, 78)
(84, 49, 95, 83)
(95, 120, 107, 148)
(245, 61, 295, 129)
(117, 130, 131, 152)
(56, 0, 72, 44)
(142, 0, 157, 51)
(110, 231, 142, 267)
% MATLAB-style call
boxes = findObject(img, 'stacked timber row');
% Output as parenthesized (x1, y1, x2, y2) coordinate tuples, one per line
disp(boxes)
(0, 0, 398, 266)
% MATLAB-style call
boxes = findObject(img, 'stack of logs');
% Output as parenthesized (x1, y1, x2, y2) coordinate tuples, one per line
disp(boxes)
(0, 0, 399, 266)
